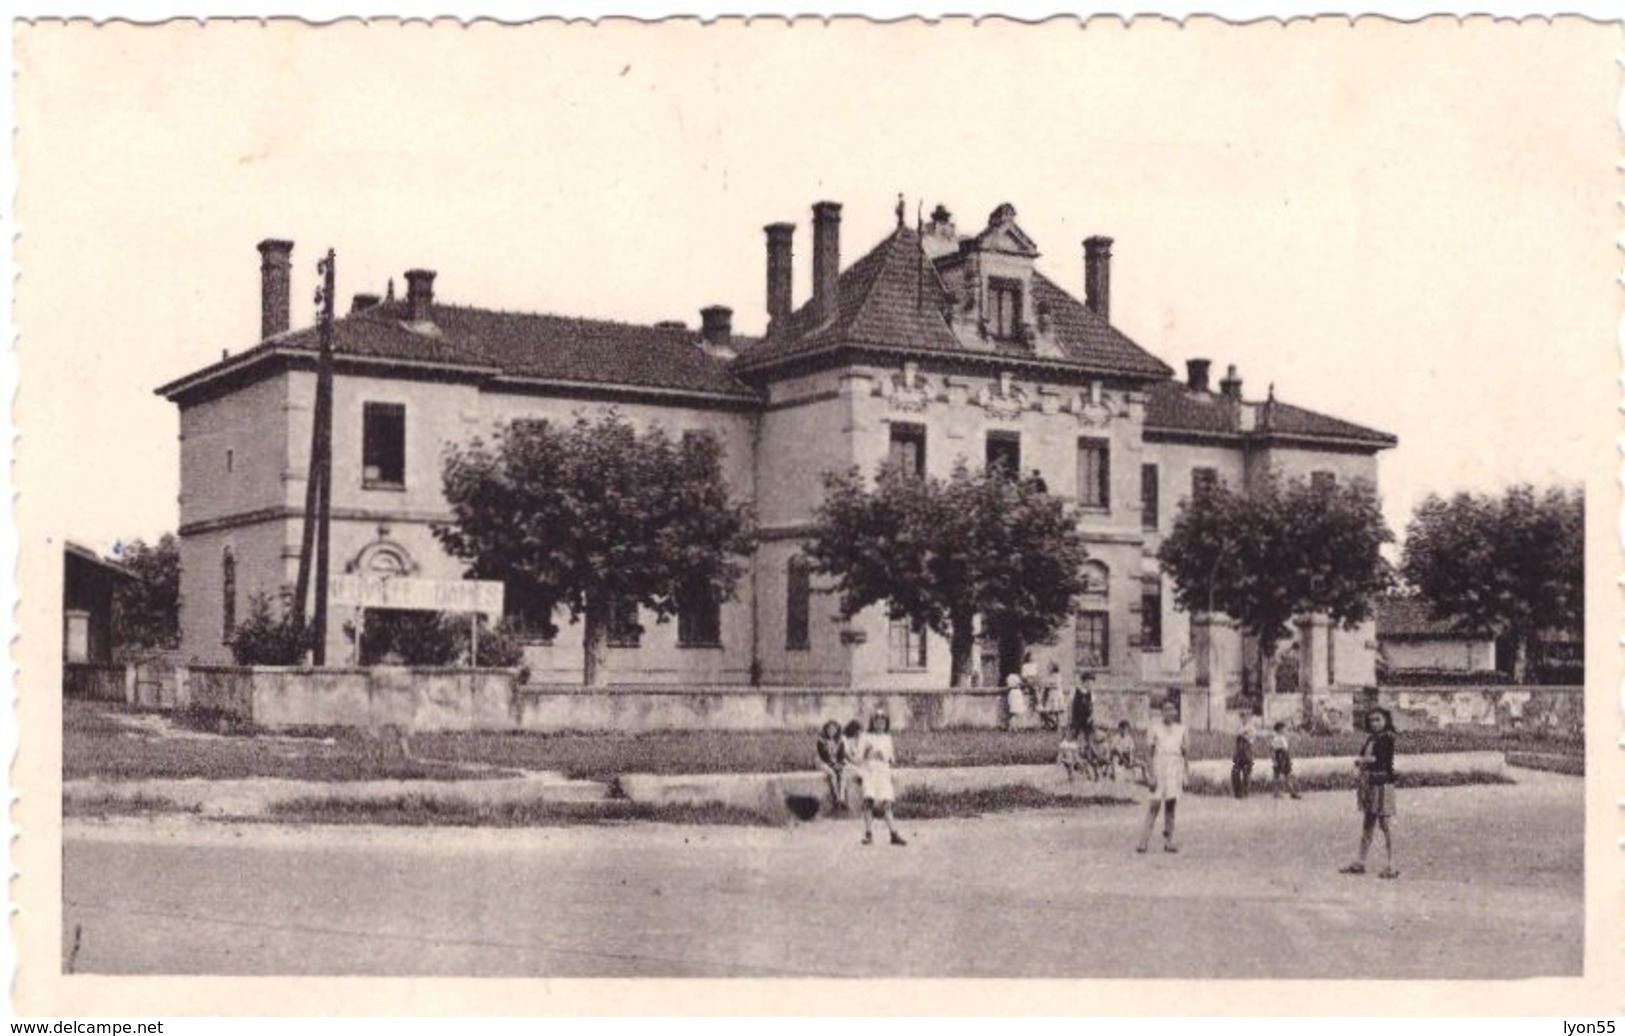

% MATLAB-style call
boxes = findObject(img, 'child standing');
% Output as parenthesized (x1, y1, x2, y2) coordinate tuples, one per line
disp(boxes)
(1137, 698, 1188, 854)
(1230, 718, 1256, 799)
(1341, 707, 1399, 879)
(1004, 674, 1028, 731)
(1039, 661, 1064, 730)
(816, 720, 847, 810)
(857, 711, 906, 846)
(1270, 721, 1302, 799)
(840, 719, 865, 802)
(1057, 728, 1083, 781)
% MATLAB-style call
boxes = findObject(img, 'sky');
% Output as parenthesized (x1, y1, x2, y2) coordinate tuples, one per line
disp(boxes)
(12, 18, 1616, 554)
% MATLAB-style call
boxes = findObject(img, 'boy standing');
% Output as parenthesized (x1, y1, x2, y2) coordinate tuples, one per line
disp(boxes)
(1230, 718, 1256, 799)
(1271, 721, 1302, 799)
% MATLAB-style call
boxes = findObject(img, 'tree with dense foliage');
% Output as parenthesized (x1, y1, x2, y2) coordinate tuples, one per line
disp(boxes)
(805, 459, 1090, 687)
(1400, 484, 1583, 683)
(435, 412, 757, 685)
(111, 533, 181, 656)
(229, 591, 311, 666)
(1157, 474, 1393, 694)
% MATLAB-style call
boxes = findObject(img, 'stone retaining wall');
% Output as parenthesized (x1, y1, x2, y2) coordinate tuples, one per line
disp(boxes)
(176, 666, 1581, 738)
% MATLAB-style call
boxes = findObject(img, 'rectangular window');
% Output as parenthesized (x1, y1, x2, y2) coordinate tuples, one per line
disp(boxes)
(362, 402, 406, 488)
(505, 582, 558, 644)
(1140, 576, 1163, 652)
(1192, 466, 1218, 501)
(786, 559, 811, 651)
(1141, 463, 1160, 531)
(888, 423, 926, 477)
(1075, 611, 1110, 670)
(606, 597, 641, 649)
(986, 431, 1021, 478)
(888, 614, 927, 670)
(1311, 470, 1336, 491)
(677, 579, 722, 648)
(988, 277, 1023, 339)
(226, 449, 234, 474)
(1077, 438, 1110, 510)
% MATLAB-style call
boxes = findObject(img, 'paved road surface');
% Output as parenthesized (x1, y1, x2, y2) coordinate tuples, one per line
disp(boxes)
(62, 772, 1582, 978)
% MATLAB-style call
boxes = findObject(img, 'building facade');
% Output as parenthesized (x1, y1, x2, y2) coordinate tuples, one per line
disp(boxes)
(158, 200, 1396, 700)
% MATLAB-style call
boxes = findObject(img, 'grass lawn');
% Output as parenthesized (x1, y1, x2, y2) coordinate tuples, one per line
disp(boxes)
(65, 699, 1582, 785)
(62, 700, 507, 783)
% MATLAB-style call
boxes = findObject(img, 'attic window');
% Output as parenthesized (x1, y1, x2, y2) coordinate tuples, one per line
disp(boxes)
(988, 278, 1023, 340)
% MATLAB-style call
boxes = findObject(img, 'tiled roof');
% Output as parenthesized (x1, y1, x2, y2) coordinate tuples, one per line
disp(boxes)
(1144, 379, 1397, 448)
(1376, 596, 1485, 639)
(160, 300, 761, 402)
(732, 226, 1174, 380)
(735, 227, 960, 364)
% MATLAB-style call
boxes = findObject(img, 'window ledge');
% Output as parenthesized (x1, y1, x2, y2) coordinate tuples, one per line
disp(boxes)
(678, 642, 724, 650)
(362, 480, 406, 493)
(786, 643, 811, 653)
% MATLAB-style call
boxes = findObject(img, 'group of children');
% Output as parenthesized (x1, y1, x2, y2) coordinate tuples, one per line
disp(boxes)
(1228, 719, 1303, 800)
(815, 713, 907, 846)
(813, 691, 1400, 877)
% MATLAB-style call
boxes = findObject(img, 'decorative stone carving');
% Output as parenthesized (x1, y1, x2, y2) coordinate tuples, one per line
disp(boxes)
(348, 526, 419, 577)
(978, 372, 1028, 420)
(878, 362, 933, 413)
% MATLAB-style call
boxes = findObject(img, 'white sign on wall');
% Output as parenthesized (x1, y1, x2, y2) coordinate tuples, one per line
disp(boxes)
(330, 575, 505, 617)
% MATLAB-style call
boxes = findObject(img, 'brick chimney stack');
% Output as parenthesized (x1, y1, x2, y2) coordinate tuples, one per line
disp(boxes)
(765, 223, 795, 328)
(404, 269, 436, 323)
(256, 239, 294, 340)
(1083, 235, 1113, 322)
(700, 305, 733, 347)
(351, 293, 381, 314)
(1187, 358, 1212, 393)
(1220, 364, 1243, 399)
(812, 201, 842, 324)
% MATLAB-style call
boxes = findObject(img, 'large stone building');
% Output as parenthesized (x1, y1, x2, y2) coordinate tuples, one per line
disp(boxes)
(158, 200, 1396, 702)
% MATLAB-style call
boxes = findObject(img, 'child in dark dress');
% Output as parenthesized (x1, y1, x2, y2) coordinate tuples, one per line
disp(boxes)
(816, 720, 847, 810)
(1341, 708, 1399, 879)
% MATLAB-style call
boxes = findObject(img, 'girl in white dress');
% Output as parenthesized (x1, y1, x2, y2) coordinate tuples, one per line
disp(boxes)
(1137, 697, 1188, 854)
(858, 711, 907, 846)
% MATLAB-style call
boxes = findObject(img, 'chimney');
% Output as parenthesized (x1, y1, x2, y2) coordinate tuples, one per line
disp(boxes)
(700, 305, 733, 347)
(1219, 363, 1243, 400)
(811, 201, 842, 324)
(1186, 358, 1212, 393)
(350, 292, 381, 314)
(404, 269, 436, 323)
(1083, 236, 1113, 322)
(764, 223, 795, 327)
(256, 239, 294, 339)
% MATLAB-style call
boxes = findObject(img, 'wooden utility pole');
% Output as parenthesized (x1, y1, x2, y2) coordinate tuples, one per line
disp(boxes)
(310, 249, 337, 665)
(291, 249, 337, 664)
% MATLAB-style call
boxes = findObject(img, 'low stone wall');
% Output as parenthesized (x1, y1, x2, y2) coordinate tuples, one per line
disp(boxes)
(176, 667, 1579, 738)
(514, 685, 1002, 733)
(186, 665, 520, 731)
(1300, 685, 1583, 737)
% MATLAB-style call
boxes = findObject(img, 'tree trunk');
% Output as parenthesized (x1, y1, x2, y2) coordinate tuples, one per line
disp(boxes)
(582, 603, 608, 687)
(948, 609, 977, 689)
